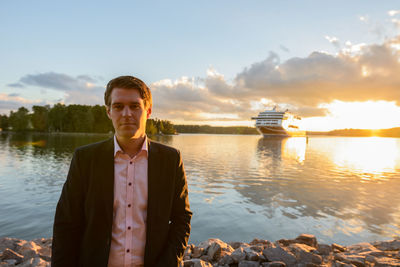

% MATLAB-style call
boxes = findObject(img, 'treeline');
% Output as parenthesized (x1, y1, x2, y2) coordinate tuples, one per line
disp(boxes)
(0, 104, 176, 135)
(174, 125, 258, 135)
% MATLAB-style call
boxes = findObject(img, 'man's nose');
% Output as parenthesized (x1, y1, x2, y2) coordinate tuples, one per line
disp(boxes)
(122, 106, 132, 116)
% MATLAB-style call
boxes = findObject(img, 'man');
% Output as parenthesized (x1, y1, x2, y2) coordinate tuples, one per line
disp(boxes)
(52, 76, 192, 267)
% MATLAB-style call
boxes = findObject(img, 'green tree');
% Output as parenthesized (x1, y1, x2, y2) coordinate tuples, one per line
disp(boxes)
(91, 105, 113, 133)
(146, 119, 157, 135)
(31, 105, 50, 131)
(0, 114, 9, 130)
(48, 103, 67, 132)
(9, 107, 30, 131)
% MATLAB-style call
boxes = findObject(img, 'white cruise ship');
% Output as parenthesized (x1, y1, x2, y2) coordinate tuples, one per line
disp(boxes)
(251, 107, 305, 137)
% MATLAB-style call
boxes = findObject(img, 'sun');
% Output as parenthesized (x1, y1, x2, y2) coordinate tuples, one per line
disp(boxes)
(302, 100, 400, 131)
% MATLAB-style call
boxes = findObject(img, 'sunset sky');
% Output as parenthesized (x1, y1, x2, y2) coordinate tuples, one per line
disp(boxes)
(1, 1, 400, 131)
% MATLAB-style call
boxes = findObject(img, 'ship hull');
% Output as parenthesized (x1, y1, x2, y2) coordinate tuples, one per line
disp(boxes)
(256, 126, 306, 137)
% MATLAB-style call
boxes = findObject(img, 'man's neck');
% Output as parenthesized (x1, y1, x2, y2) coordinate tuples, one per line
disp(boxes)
(116, 135, 146, 158)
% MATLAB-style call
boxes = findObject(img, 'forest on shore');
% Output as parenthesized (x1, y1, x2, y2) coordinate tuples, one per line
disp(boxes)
(1, 104, 399, 137)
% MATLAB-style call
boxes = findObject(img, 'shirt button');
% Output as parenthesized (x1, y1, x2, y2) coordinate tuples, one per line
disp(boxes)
(128, 204, 131, 208)
(128, 182, 132, 186)
(128, 226, 131, 230)
(130, 161, 132, 164)
(126, 249, 130, 253)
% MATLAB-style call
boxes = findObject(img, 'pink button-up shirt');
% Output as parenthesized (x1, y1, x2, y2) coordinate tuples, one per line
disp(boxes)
(108, 136, 148, 267)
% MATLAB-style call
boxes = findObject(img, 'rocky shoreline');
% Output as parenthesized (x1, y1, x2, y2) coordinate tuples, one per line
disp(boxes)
(1, 234, 399, 267)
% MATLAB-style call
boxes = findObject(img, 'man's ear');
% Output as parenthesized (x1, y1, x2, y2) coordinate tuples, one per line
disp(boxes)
(146, 106, 152, 119)
(106, 106, 111, 119)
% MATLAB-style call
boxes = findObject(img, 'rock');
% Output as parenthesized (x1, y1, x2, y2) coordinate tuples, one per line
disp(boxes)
(295, 234, 318, 248)
(238, 260, 260, 267)
(229, 242, 244, 249)
(334, 253, 365, 267)
(16, 240, 42, 259)
(0, 238, 20, 254)
(218, 254, 234, 265)
(332, 243, 346, 252)
(262, 244, 297, 266)
(250, 238, 272, 246)
(277, 239, 294, 247)
(231, 247, 247, 263)
(246, 250, 260, 261)
(334, 261, 356, 267)
(261, 261, 286, 267)
(18, 257, 49, 267)
(192, 247, 205, 258)
(200, 255, 211, 262)
(206, 239, 233, 261)
(373, 240, 400, 251)
(0, 248, 24, 264)
(317, 243, 332, 255)
(288, 243, 319, 264)
(183, 259, 213, 267)
(373, 256, 400, 267)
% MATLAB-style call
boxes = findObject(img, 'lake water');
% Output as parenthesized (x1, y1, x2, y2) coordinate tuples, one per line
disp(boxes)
(0, 132, 400, 245)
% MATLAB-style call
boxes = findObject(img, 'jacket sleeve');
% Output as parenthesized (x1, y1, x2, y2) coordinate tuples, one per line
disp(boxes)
(155, 150, 192, 267)
(51, 150, 86, 267)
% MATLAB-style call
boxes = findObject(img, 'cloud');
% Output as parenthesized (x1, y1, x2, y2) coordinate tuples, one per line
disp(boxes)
(325, 36, 340, 49)
(7, 83, 25, 88)
(0, 93, 46, 114)
(279, 45, 290, 53)
(148, 35, 400, 122)
(4, 35, 400, 124)
(388, 10, 400, 16)
(11, 72, 105, 105)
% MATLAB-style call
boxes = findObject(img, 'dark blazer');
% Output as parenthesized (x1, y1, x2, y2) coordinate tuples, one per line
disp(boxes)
(51, 138, 192, 267)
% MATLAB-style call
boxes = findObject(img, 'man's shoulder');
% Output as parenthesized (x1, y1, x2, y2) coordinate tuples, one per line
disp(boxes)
(74, 137, 113, 155)
(148, 139, 180, 157)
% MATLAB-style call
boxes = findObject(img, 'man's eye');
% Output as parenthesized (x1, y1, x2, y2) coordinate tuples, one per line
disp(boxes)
(113, 105, 123, 110)
(130, 105, 140, 110)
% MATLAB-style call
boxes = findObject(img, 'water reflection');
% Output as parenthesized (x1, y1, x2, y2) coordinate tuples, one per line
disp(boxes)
(1, 133, 400, 244)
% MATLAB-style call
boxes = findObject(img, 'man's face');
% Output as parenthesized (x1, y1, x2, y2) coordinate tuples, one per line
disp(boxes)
(106, 88, 151, 140)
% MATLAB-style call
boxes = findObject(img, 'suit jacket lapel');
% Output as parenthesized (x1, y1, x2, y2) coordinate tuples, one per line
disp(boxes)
(145, 140, 162, 263)
(97, 137, 115, 230)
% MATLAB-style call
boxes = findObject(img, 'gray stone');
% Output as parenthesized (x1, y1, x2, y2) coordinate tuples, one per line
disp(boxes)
(374, 256, 400, 267)
(231, 247, 247, 263)
(218, 254, 234, 265)
(295, 234, 318, 248)
(288, 243, 319, 264)
(334, 253, 365, 267)
(261, 261, 286, 267)
(317, 243, 332, 255)
(0, 248, 24, 264)
(18, 257, 49, 267)
(246, 250, 260, 261)
(16, 241, 41, 259)
(0, 238, 20, 254)
(238, 260, 260, 267)
(192, 247, 205, 258)
(332, 243, 346, 252)
(263, 245, 297, 266)
(200, 255, 211, 262)
(183, 259, 213, 267)
(334, 261, 356, 267)
(230, 242, 244, 249)
(207, 239, 233, 261)
(250, 239, 272, 246)
(373, 240, 400, 251)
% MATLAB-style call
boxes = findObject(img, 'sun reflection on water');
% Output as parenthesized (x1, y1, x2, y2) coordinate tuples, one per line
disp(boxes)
(328, 137, 400, 177)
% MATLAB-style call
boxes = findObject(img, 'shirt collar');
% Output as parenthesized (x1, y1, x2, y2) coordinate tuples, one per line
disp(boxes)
(113, 135, 148, 158)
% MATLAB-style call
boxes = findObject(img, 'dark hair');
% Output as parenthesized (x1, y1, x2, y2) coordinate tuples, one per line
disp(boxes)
(104, 76, 152, 109)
